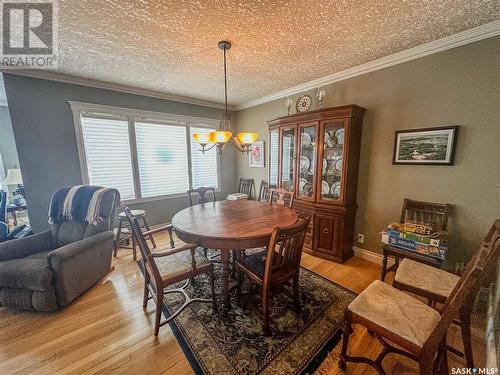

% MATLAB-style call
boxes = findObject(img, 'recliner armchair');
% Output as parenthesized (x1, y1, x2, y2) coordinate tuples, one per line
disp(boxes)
(0, 188, 120, 311)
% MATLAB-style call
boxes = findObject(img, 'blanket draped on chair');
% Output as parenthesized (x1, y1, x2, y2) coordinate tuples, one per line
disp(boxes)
(48, 185, 118, 225)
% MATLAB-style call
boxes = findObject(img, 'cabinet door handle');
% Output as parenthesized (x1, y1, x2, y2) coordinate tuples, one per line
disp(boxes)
(323, 227, 329, 234)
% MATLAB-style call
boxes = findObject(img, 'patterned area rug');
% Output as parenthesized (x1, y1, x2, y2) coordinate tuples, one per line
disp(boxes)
(141, 259, 356, 375)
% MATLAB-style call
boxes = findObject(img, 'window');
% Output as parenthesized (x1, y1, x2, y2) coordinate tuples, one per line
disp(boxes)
(135, 121, 189, 197)
(80, 117, 135, 200)
(190, 125, 218, 189)
(72, 102, 220, 202)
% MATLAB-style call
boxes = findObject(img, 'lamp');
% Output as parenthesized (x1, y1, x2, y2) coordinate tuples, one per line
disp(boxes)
(2, 168, 23, 186)
(193, 41, 259, 155)
(2, 168, 25, 205)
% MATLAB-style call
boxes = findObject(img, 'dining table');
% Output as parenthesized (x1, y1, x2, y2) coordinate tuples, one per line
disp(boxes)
(172, 199, 298, 313)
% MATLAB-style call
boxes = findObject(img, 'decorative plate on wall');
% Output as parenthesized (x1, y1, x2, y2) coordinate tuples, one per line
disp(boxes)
(296, 95, 312, 112)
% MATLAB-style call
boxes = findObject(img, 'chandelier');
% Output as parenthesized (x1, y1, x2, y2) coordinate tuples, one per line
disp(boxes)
(193, 41, 258, 154)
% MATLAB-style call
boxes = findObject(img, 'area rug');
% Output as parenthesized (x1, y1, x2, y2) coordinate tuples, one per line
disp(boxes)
(139, 260, 356, 375)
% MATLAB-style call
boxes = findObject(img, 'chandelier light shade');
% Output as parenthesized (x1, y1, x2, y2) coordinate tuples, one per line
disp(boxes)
(193, 41, 258, 155)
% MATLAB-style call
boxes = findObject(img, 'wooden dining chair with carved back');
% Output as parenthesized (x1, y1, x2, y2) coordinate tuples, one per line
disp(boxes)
(123, 207, 217, 336)
(381, 198, 451, 281)
(268, 188, 295, 208)
(236, 216, 310, 335)
(187, 187, 216, 258)
(238, 177, 254, 199)
(258, 181, 270, 202)
(187, 186, 216, 207)
(392, 219, 500, 368)
(339, 221, 500, 375)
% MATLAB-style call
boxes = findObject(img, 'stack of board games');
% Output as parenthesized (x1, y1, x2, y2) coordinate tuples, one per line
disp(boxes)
(381, 222, 449, 260)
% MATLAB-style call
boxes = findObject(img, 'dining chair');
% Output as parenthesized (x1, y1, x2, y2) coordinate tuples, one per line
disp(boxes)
(269, 188, 295, 208)
(392, 219, 500, 368)
(339, 221, 500, 375)
(187, 186, 216, 206)
(258, 181, 270, 202)
(238, 177, 254, 199)
(236, 216, 311, 335)
(187, 187, 217, 259)
(381, 198, 451, 281)
(123, 207, 217, 336)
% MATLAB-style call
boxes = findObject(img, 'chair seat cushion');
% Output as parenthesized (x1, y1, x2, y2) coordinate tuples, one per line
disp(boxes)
(395, 258, 460, 299)
(155, 248, 211, 282)
(237, 250, 267, 278)
(348, 280, 441, 348)
(0, 251, 53, 291)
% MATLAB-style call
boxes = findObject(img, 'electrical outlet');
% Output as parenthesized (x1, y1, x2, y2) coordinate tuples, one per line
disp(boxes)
(357, 233, 365, 243)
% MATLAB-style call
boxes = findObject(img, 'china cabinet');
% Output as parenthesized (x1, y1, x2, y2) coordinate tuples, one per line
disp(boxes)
(268, 105, 366, 263)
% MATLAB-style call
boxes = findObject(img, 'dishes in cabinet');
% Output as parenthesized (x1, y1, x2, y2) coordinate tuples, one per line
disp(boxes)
(331, 182, 341, 198)
(301, 132, 312, 146)
(303, 182, 313, 197)
(335, 157, 343, 172)
(326, 131, 338, 148)
(321, 180, 330, 195)
(299, 178, 307, 192)
(300, 155, 310, 172)
(335, 128, 344, 145)
(322, 158, 327, 175)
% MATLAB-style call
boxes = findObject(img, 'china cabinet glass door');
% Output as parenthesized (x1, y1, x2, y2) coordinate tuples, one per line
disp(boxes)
(320, 120, 346, 202)
(280, 127, 296, 191)
(297, 124, 317, 200)
(269, 129, 279, 187)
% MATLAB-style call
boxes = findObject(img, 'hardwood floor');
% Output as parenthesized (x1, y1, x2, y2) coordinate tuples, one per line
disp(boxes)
(0, 233, 486, 374)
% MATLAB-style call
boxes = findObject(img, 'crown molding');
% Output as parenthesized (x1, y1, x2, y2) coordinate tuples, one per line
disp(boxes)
(235, 20, 500, 110)
(1, 70, 234, 111)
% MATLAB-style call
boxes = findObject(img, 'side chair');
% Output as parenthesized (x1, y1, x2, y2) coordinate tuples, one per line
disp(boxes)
(123, 207, 217, 336)
(238, 177, 254, 199)
(236, 216, 311, 335)
(187, 186, 216, 206)
(339, 220, 500, 375)
(381, 198, 451, 281)
(392, 219, 500, 368)
(269, 188, 295, 208)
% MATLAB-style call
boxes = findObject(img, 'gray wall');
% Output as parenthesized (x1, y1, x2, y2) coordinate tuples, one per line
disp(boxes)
(0, 106, 19, 174)
(4, 75, 237, 232)
(234, 36, 500, 265)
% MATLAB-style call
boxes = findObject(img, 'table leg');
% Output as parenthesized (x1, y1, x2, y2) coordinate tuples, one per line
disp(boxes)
(221, 250, 231, 315)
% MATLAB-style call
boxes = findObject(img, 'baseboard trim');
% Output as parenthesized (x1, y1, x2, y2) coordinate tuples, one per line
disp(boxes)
(352, 245, 395, 267)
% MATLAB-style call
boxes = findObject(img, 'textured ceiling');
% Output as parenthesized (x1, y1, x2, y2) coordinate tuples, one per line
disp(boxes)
(57, 0, 499, 106)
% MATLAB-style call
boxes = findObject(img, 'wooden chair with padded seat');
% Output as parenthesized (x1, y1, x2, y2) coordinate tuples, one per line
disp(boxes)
(187, 187, 217, 259)
(258, 181, 270, 202)
(187, 186, 216, 206)
(268, 188, 295, 208)
(238, 177, 254, 199)
(381, 199, 451, 281)
(339, 221, 500, 375)
(236, 216, 310, 335)
(123, 207, 217, 336)
(392, 219, 500, 368)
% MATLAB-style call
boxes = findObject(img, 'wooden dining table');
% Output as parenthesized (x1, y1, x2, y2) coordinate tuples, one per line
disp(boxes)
(172, 199, 298, 313)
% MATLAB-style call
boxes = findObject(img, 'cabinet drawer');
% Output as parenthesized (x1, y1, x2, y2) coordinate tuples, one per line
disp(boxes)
(313, 215, 341, 255)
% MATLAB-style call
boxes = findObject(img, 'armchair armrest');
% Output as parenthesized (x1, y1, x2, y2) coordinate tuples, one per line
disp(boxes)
(141, 223, 174, 238)
(149, 243, 197, 258)
(0, 230, 53, 261)
(48, 231, 113, 262)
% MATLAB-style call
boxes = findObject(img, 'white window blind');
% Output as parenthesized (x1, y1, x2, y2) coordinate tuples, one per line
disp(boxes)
(190, 126, 218, 189)
(269, 130, 279, 186)
(80, 116, 135, 200)
(135, 121, 190, 198)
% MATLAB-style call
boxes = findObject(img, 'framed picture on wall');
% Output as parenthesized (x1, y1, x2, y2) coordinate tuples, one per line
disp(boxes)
(249, 141, 265, 168)
(393, 126, 459, 165)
